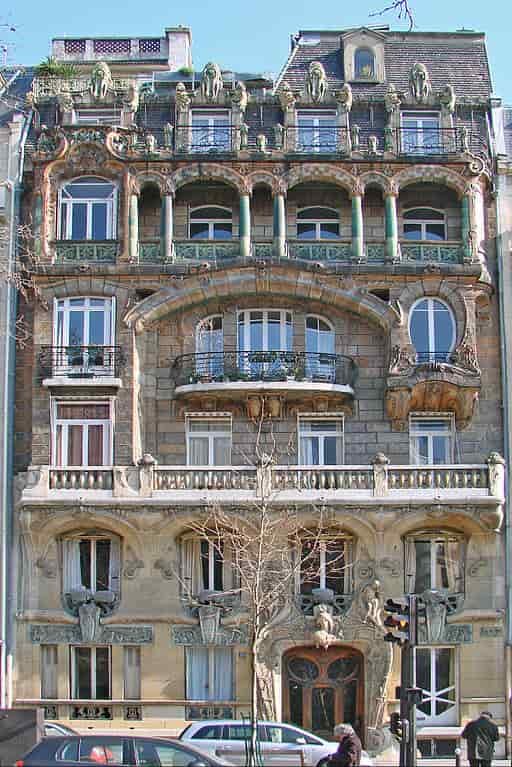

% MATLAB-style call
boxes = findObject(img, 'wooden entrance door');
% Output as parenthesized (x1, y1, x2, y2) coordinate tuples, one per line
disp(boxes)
(283, 646, 364, 741)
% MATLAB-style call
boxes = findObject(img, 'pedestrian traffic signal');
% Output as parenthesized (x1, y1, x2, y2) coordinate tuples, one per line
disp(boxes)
(383, 598, 410, 645)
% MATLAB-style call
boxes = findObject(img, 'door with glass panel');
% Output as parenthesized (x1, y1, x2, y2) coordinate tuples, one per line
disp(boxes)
(283, 647, 364, 741)
(196, 316, 224, 379)
(186, 417, 232, 466)
(54, 402, 112, 467)
(55, 297, 114, 374)
(401, 113, 441, 155)
(299, 418, 343, 465)
(297, 112, 337, 152)
(237, 310, 293, 379)
(59, 177, 116, 241)
(305, 316, 335, 380)
(191, 112, 231, 152)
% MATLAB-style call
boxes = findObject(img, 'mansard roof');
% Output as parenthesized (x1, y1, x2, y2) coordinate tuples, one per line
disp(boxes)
(276, 28, 492, 102)
(0, 67, 35, 125)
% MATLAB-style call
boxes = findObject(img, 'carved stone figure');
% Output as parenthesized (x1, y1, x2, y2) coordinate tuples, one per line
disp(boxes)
(198, 604, 222, 644)
(368, 135, 378, 154)
(145, 133, 157, 153)
(439, 84, 456, 115)
(256, 134, 267, 153)
(384, 83, 401, 114)
(163, 122, 174, 149)
(306, 61, 328, 103)
(123, 82, 139, 113)
(389, 344, 415, 374)
(36, 128, 59, 155)
(231, 80, 248, 111)
(459, 125, 470, 152)
(350, 124, 360, 150)
(360, 579, 383, 629)
(78, 601, 101, 642)
(90, 61, 113, 101)
(279, 82, 296, 112)
(312, 603, 337, 649)
(451, 343, 480, 374)
(239, 122, 249, 150)
(274, 123, 284, 149)
(421, 590, 447, 643)
(335, 83, 353, 113)
(57, 91, 74, 114)
(409, 62, 431, 103)
(201, 62, 223, 102)
(175, 82, 191, 111)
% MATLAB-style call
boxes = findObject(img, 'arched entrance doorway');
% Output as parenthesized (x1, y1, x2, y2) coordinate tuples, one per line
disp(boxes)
(283, 646, 364, 741)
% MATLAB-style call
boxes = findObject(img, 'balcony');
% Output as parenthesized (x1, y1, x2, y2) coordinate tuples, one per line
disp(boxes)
(287, 241, 352, 262)
(171, 351, 357, 412)
(399, 241, 464, 265)
(139, 241, 164, 263)
(397, 127, 486, 158)
(53, 241, 119, 264)
(39, 346, 124, 388)
(19, 457, 505, 531)
(173, 240, 240, 263)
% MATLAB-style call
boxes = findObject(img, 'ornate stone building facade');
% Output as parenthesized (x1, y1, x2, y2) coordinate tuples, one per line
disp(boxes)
(12, 25, 507, 758)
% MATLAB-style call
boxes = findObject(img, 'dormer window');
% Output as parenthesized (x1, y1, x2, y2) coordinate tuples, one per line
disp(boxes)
(354, 48, 375, 79)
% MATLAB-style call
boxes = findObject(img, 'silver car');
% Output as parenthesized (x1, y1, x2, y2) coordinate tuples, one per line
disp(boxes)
(180, 720, 373, 767)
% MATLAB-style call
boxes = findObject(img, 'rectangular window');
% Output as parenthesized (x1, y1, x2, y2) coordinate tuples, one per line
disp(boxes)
(41, 645, 58, 699)
(181, 536, 237, 597)
(191, 111, 230, 152)
(297, 111, 337, 152)
(401, 112, 441, 155)
(124, 646, 141, 700)
(53, 401, 113, 467)
(185, 647, 233, 701)
(62, 535, 121, 595)
(75, 109, 120, 126)
(415, 647, 456, 725)
(299, 416, 344, 465)
(71, 646, 111, 699)
(410, 416, 454, 465)
(186, 416, 231, 466)
(59, 180, 116, 241)
(299, 537, 352, 595)
(407, 536, 463, 595)
(54, 297, 115, 375)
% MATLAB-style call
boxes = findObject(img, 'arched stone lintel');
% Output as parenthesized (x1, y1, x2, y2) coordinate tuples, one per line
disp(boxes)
(39, 279, 130, 307)
(136, 172, 168, 196)
(386, 510, 495, 540)
(285, 164, 356, 194)
(170, 163, 248, 194)
(393, 165, 467, 198)
(123, 267, 396, 334)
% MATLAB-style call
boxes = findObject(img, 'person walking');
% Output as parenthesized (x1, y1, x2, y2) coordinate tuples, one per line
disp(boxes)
(461, 711, 499, 767)
(328, 723, 362, 767)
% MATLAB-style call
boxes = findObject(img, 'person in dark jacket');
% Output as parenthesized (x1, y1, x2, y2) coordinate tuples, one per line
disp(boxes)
(328, 723, 362, 767)
(461, 711, 499, 767)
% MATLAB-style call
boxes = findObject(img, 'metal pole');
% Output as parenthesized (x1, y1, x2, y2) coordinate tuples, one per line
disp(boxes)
(406, 595, 418, 767)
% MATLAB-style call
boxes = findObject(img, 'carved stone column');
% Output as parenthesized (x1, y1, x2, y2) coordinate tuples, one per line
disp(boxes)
(384, 192, 398, 262)
(239, 193, 251, 259)
(273, 192, 286, 259)
(351, 192, 364, 262)
(461, 187, 485, 266)
(162, 192, 174, 262)
(128, 190, 139, 263)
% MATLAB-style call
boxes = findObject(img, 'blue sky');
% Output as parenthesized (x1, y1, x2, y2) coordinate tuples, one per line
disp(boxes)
(4, 0, 511, 102)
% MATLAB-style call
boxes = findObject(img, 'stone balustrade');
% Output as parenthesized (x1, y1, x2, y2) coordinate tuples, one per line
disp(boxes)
(49, 468, 114, 491)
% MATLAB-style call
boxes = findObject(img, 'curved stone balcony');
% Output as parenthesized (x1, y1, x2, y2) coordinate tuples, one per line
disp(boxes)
(171, 351, 358, 413)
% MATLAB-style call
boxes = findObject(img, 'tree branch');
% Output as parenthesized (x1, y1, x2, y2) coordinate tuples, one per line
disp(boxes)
(370, 0, 415, 29)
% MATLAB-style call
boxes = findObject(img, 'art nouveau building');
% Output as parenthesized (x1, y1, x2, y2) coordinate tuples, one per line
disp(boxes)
(12, 25, 507, 758)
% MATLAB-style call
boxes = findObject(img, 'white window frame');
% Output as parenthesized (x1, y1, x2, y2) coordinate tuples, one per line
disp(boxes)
(185, 646, 234, 701)
(409, 414, 455, 465)
(75, 108, 120, 126)
(188, 205, 233, 240)
(58, 177, 117, 241)
(409, 297, 456, 363)
(298, 413, 344, 465)
(403, 207, 447, 242)
(297, 111, 337, 152)
(62, 532, 121, 599)
(237, 309, 293, 352)
(296, 534, 353, 594)
(407, 532, 464, 593)
(297, 207, 340, 240)
(54, 296, 115, 346)
(354, 47, 376, 80)
(401, 111, 441, 154)
(191, 110, 231, 152)
(414, 646, 457, 726)
(70, 645, 111, 700)
(185, 413, 232, 467)
(51, 398, 114, 468)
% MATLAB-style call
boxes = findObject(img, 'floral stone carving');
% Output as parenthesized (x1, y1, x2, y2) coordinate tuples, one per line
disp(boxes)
(306, 61, 328, 103)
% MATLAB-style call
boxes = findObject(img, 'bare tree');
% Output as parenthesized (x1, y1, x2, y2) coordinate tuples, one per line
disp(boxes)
(371, 0, 415, 29)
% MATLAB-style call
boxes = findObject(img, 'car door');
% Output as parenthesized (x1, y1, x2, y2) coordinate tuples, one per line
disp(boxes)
(264, 725, 312, 766)
(215, 724, 267, 765)
(77, 737, 132, 766)
(133, 739, 206, 767)
(186, 724, 225, 761)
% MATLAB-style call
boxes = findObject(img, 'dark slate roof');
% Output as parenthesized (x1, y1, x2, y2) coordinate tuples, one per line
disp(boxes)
(276, 30, 492, 101)
(0, 67, 35, 125)
(504, 108, 512, 157)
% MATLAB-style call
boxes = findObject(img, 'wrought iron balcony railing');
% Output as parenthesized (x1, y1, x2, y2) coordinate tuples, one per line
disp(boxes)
(399, 241, 463, 264)
(54, 240, 119, 264)
(39, 346, 124, 379)
(398, 127, 487, 157)
(284, 126, 351, 154)
(171, 351, 358, 388)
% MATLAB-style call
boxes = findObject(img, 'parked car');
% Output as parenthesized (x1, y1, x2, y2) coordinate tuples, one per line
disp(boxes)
(16, 734, 229, 767)
(180, 720, 374, 767)
(44, 721, 78, 737)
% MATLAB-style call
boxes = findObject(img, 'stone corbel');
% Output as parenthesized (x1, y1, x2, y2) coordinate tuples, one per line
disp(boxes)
(304, 61, 328, 104)
(334, 84, 353, 155)
(230, 81, 248, 152)
(121, 82, 139, 128)
(278, 82, 297, 152)
(174, 82, 191, 152)
(384, 84, 401, 155)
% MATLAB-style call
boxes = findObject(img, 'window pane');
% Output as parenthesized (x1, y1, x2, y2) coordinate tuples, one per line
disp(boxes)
(213, 545, 223, 591)
(414, 541, 431, 592)
(433, 306, 454, 360)
(75, 647, 92, 698)
(404, 209, 444, 221)
(41, 645, 58, 699)
(355, 48, 375, 78)
(432, 436, 449, 464)
(324, 436, 340, 465)
(190, 222, 209, 239)
(416, 649, 430, 709)
(191, 207, 231, 219)
(95, 647, 110, 699)
(124, 646, 141, 700)
(403, 224, 422, 240)
(71, 204, 87, 239)
(68, 424, 83, 466)
(320, 222, 339, 239)
(79, 540, 92, 589)
(325, 542, 346, 593)
(300, 541, 321, 593)
(212, 223, 232, 240)
(435, 649, 454, 715)
(189, 436, 209, 465)
(186, 646, 209, 699)
(213, 436, 231, 465)
(410, 302, 429, 360)
(154, 744, 191, 767)
(91, 202, 108, 240)
(69, 311, 85, 346)
(88, 424, 104, 466)
(426, 224, 446, 240)
(89, 310, 106, 346)
(297, 223, 316, 239)
(95, 539, 111, 591)
(298, 207, 339, 220)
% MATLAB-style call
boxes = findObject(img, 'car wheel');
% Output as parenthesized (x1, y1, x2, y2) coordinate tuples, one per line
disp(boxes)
(316, 759, 331, 767)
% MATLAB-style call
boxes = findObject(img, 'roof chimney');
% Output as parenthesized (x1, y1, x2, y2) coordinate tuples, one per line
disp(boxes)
(165, 26, 192, 72)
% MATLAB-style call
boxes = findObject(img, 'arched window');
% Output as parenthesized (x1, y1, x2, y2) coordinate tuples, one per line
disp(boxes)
(403, 208, 446, 241)
(354, 48, 375, 79)
(409, 298, 455, 363)
(195, 316, 224, 379)
(189, 206, 232, 240)
(305, 315, 335, 380)
(58, 177, 117, 241)
(296, 532, 354, 612)
(297, 207, 340, 240)
(180, 533, 238, 599)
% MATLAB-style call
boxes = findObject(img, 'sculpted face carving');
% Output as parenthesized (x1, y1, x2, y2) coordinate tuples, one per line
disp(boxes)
(90, 62, 113, 101)
(307, 61, 328, 103)
(201, 62, 223, 102)
(409, 62, 431, 103)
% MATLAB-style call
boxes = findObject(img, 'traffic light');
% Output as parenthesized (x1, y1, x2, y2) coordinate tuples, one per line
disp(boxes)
(383, 597, 410, 645)
(390, 712, 402, 739)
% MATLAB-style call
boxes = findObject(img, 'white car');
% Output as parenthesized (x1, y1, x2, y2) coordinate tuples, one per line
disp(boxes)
(180, 720, 374, 767)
